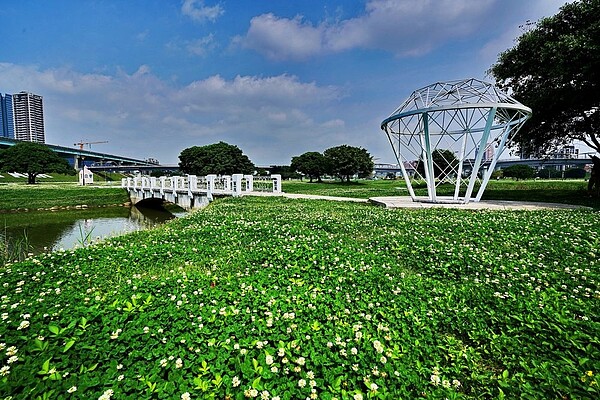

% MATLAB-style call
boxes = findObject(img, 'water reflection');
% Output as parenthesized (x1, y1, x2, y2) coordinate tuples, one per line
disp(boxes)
(1, 205, 185, 255)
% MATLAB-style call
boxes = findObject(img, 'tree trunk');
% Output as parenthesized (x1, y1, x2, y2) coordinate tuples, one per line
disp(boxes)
(28, 173, 37, 184)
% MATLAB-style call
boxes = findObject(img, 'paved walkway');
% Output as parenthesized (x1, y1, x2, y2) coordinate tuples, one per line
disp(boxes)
(370, 196, 591, 210)
(247, 192, 591, 210)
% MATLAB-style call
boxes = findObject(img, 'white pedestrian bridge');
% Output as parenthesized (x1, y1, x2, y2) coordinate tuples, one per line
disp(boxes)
(122, 174, 282, 210)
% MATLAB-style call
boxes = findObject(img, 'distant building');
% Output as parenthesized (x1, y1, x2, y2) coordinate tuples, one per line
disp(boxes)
(12, 91, 45, 143)
(0, 93, 15, 139)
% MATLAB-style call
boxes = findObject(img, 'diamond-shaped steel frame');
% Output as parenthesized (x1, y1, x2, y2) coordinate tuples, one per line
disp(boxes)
(380, 78, 532, 203)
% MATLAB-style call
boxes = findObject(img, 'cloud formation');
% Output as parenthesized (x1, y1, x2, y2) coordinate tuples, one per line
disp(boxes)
(181, 0, 224, 23)
(0, 63, 344, 164)
(239, 0, 495, 61)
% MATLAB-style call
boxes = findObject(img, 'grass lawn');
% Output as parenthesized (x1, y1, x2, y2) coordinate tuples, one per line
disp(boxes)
(0, 184, 130, 211)
(283, 179, 600, 208)
(0, 196, 597, 399)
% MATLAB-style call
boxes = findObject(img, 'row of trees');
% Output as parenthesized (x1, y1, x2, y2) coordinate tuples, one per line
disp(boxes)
(179, 142, 374, 183)
(291, 145, 374, 182)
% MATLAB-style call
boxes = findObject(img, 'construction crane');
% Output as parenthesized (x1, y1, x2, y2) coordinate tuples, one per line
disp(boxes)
(74, 140, 109, 150)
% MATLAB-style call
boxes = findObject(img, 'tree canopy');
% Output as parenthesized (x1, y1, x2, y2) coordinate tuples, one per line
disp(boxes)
(489, 0, 600, 154)
(291, 151, 329, 182)
(502, 164, 535, 181)
(323, 145, 373, 182)
(415, 149, 459, 180)
(178, 142, 255, 176)
(0, 142, 73, 184)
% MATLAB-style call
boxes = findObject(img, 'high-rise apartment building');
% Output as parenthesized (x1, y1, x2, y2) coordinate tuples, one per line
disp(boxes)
(0, 93, 15, 139)
(12, 91, 45, 143)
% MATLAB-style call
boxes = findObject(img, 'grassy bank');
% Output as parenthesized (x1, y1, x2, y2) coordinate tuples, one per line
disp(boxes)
(0, 197, 597, 399)
(0, 184, 130, 211)
(283, 179, 599, 208)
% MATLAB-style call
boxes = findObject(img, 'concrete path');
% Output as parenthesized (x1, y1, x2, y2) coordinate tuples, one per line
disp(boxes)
(369, 196, 592, 210)
(247, 192, 591, 210)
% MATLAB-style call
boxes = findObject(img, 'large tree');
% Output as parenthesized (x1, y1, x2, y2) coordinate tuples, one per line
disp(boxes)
(0, 142, 73, 184)
(323, 145, 373, 182)
(415, 149, 459, 180)
(290, 151, 329, 182)
(489, 0, 600, 155)
(179, 141, 255, 176)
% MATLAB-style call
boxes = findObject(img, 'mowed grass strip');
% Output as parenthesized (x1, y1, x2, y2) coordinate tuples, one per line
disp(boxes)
(0, 196, 597, 399)
(0, 185, 130, 210)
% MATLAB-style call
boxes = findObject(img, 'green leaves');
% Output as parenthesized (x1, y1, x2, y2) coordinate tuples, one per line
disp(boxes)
(0, 196, 598, 399)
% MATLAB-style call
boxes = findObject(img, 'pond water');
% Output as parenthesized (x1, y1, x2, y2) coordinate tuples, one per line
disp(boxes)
(1, 205, 186, 255)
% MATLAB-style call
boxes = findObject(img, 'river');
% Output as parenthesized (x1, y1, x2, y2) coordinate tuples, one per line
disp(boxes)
(1, 205, 186, 256)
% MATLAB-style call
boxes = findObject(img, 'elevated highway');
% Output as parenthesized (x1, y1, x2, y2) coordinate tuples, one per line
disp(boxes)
(0, 137, 153, 169)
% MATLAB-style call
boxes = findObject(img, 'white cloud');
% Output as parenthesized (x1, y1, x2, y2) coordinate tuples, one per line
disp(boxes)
(238, 0, 495, 60)
(186, 34, 216, 56)
(181, 0, 223, 23)
(0, 63, 346, 164)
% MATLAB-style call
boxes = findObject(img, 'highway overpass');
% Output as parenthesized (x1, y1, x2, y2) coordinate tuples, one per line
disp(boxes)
(0, 137, 153, 169)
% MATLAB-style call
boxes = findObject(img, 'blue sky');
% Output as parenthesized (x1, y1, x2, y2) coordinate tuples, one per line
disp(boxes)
(0, 0, 570, 165)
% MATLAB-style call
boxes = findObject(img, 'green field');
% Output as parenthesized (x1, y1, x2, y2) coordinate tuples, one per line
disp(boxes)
(0, 184, 130, 211)
(283, 179, 599, 208)
(0, 196, 597, 399)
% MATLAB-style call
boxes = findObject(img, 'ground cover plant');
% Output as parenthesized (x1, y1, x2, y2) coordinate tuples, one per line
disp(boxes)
(282, 179, 599, 208)
(0, 185, 129, 211)
(0, 197, 598, 399)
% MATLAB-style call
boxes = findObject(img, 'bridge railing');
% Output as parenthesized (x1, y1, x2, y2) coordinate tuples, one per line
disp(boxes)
(121, 174, 282, 196)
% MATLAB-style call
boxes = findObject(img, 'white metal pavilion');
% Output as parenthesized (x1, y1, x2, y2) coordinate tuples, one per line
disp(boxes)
(380, 78, 532, 203)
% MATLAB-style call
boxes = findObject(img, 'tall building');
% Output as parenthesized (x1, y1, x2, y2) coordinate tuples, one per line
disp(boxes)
(0, 93, 15, 139)
(12, 91, 45, 143)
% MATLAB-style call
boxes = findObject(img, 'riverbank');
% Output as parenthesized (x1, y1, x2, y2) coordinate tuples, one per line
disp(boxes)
(0, 183, 130, 211)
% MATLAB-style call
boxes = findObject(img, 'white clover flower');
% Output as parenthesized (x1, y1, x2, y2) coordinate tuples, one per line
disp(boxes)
(278, 348, 285, 357)
(117, 364, 123, 370)
(265, 355, 274, 365)
(296, 357, 306, 366)
(0, 366, 10, 376)
(442, 379, 451, 388)
(98, 389, 114, 400)
(370, 383, 378, 392)
(353, 394, 363, 400)
(159, 359, 168, 367)
(17, 320, 30, 330)
(67, 386, 77, 393)
(240, 348, 248, 355)
(117, 374, 124, 381)
(0, 343, 5, 351)
(298, 378, 307, 388)
(175, 358, 183, 369)
(6, 346, 17, 356)
(380, 356, 387, 364)
(351, 347, 358, 355)
(309, 380, 316, 388)
(260, 390, 270, 400)
(452, 379, 461, 388)
(430, 374, 441, 386)
(271, 366, 278, 373)
(6, 355, 18, 364)
(232, 376, 241, 387)
(181, 392, 191, 400)
(143, 326, 150, 334)
(306, 370, 315, 379)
